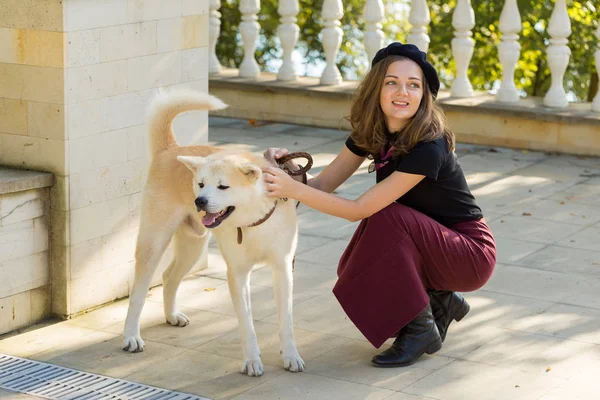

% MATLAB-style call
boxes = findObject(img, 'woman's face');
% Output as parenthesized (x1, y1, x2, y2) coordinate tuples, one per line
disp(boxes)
(379, 59, 424, 133)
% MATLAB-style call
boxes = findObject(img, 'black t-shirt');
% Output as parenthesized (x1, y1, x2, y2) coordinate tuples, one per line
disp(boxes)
(345, 136, 483, 226)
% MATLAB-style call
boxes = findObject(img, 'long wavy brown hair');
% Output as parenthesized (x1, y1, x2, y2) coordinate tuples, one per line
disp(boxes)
(347, 55, 455, 158)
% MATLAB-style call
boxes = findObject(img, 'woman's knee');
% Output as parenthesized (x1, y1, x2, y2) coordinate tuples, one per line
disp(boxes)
(368, 203, 415, 233)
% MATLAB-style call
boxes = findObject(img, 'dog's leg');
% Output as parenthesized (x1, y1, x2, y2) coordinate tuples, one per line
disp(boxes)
(123, 214, 182, 353)
(162, 225, 209, 327)
(227, 266, 263, 377)
(272, 257, 305, 372)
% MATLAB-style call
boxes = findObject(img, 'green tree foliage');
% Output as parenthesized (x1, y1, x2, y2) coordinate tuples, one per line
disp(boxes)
(216, 0, 599, 101)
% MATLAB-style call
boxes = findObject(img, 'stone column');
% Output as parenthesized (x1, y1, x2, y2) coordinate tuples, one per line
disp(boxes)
(0, 0, 211, 318)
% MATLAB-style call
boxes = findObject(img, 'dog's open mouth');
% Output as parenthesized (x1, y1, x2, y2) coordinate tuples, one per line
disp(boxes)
(202, 206, 235, 228)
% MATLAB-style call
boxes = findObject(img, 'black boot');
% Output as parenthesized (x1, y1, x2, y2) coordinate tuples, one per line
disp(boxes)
(371, 304, 442, 368)
(428, 290, 470, 342)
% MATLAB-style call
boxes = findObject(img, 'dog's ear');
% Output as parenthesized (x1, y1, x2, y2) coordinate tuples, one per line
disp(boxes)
(239, 164, 261, 182)
(177, 156, 205, 172)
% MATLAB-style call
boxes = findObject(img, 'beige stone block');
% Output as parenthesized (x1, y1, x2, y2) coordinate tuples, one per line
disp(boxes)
(69, 130, 128, 175)
(0, 189, 43, 225)
(66, 29, 100, 68)
(65, 0, 128, 31)
(99, 21, 157, 63)
(70, 237, 102, 280)
(68, 89, 153, 139)
(51, 279, 70, 317)
(0, 291, 31, 335)
(30, 285, 50, 323)
(50, 175, 69, 211)
(127, 0, 182, 22)
(126, 124, 150, 160)
(50, 209, 70, 247)
(70, 159, 145, 209)
(101, 228, 137, 269)
(0, 28, 64, 68)
(70, 195, 132, 245)
(51, 244, 70, 282)
(69, 265, 131, 313)
(66, 60, 128, 104)
(127, 52, 182, 92)
(33, 216, 49, 254)
(0, 63, 64, 103)
(27, 101, 66, 140)
(0, 219, 34, 263)
(0, 98, 27, 135)
(557, 123, 600, 149)
(0, 252, 49, 298)
(157, 15, 208, 53)
(182, 47, 208, 82)
(0, 0, 64, 32)
(2, 134, 67, 175)
(182, 0, 209, 15)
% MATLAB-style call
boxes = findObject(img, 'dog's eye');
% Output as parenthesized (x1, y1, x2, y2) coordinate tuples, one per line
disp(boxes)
(198, 183, 204, 188)
(218, 185, 229, 190)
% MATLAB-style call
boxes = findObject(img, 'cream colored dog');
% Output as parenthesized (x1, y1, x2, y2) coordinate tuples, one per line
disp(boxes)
(123, 89, 304, 377)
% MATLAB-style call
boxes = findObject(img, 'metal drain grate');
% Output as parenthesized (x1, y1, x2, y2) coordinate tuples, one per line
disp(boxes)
(0, 354, 210, 400)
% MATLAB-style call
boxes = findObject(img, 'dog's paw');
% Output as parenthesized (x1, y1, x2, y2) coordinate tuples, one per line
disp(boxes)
(166, 311, 189, 327)
(241, 359, 264, 377)
(283, 352, 305, 372)
(123, 335, 145, 353)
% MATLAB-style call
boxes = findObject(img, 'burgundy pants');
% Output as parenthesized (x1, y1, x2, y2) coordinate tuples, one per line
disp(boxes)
(332, 203, 496, 348)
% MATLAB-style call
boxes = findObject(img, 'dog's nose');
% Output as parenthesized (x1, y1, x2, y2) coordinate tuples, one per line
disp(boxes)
(195, 196, 208, 211)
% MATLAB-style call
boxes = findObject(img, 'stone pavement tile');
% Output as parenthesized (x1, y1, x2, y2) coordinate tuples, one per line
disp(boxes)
(249, 121, 305, 134)
(509, 199, 600, 225)
(556, 225, 600, 252)
(227, 372, 395, 400)
(385, 393, 438, 400)
(538, 370, 600, 400)
(540, 153, 600, 171)
(561, 278, 600, 310)
(515, 245, 600, 279)
(482, 211, 503, 222)
(0, 322, 101, 358)
(297, 210, 359, 239)
(209, 116, 246, 128)
(251, 261, 338, 296)
(519, 303, 600, 345)
(65, 298, 131, 330)
(488, 216, 582, 244)
(459, 153, 539, 176)
(30, 329, 117, 361)
(295, 238, 349, 268)
(549, 182, 600, 206)
(282, 125, 349, 138)
(512, 161, 590, 184)
(483, 264, 591, 303)
(402, 359, 564, 400)
(32, 336, 187, 379)
(262, 293, 366, 341)
(124, 349, 285, 400)
(145, 275, 228, 304)
(461, 330, 600, 379)
(436, 323, 508, 359)
(334, 175, 375, 196)
(196, 320, 350, 369)
(295, 234, 336, 256)
(456, 290, 554, 332)
(210, 126, 277, 142)
(0, 389, 44, 399)
(103, 308, 239, 350)
(307, 339, 452, 391)
(218, 133, 338, 154)
(493, 237, 546, 264)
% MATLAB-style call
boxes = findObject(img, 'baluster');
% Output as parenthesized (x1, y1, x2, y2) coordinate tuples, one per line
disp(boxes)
(407, 0, 431, 53)
(239, 0, 261, 78)
(496, 0, 521, 102)
(277, 0, 300, 80)
(363, 0, 384, 65)
(320, 0, 344, 85)
(450, 0, 475, 97)
(592, 23, 600, 112)
(543, 0, 571, 108)
(209, 0, 222, 75)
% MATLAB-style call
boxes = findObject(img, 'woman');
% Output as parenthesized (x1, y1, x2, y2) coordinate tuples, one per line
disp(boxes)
(262, 42, 496, 368)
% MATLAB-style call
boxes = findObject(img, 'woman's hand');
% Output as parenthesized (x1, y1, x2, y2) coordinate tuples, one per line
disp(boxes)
(263, 147, 299, 171)
(263, 166, 301, 199)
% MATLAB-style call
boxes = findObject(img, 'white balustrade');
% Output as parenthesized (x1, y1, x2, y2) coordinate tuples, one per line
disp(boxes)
(592, 23, 600, 112)
(451, 0, 475, 97)
(320, 0, 344, 85)
(239, 0, 261, 78)
(496, 0, 521, 102)
(363, 0, 385, 66)
(277, 0, 300, 81)
(407, 0, 431, 53)
(543, 0, 571, 108)
(209, 0, 222, 75)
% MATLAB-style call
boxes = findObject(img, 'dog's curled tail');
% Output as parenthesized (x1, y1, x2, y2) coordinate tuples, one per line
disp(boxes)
(147, 88, 228, 156)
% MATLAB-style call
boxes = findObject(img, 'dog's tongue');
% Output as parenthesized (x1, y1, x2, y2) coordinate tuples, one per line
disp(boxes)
(202, 212, 219, 226)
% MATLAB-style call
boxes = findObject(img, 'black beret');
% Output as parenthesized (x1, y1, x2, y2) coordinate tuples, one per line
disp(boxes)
(371, 42, 440, 98)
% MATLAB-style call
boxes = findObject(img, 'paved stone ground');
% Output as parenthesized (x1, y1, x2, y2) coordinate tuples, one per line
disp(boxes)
(1, 117, 599, 400)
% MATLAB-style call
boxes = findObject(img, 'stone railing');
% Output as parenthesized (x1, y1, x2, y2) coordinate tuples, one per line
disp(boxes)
(208, 0, 600, 111)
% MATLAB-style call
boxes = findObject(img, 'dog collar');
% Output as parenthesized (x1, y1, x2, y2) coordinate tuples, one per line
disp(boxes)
(237, 200, 278, 244)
